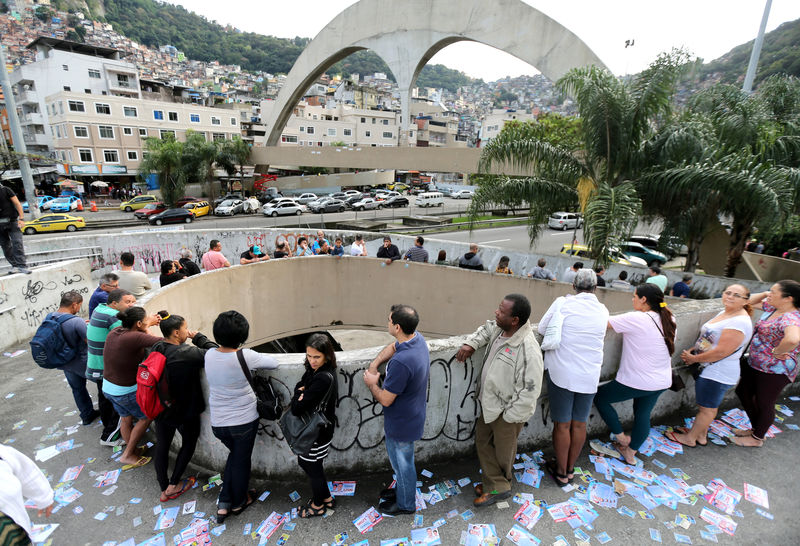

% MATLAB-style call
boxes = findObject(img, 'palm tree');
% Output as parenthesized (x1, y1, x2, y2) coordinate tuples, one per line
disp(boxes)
(137, 136, 184, 207)
(473, 50, 689, 266)
(181, 131, 221, 202)
(217, 136, 251, 183)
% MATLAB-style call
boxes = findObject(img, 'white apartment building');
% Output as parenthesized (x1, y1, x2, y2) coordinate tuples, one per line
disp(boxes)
(411, 101, 463, 148)
(478, 109, 536, 147)
(10, 37, 141, 155)
(46, 91, 241, 177)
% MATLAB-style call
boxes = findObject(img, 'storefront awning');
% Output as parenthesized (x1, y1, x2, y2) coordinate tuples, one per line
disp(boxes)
(1, 166, 58, 180)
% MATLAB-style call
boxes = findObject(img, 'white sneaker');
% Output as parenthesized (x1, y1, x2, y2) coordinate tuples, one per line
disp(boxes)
(589, 439, 621, 459)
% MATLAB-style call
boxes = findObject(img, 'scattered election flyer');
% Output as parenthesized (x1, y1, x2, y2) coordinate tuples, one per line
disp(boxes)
(410, 526, 441, 545)
(743, 483, 769, 509)
(506, 524, 542, 545)
(353, 506, 383, 534)
(329, 480, 357, 496)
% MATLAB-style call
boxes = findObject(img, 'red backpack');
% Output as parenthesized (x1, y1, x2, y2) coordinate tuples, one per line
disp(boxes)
(136, 350, 171, 419)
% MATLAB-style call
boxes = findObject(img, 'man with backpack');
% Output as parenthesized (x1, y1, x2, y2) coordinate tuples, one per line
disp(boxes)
(32, 290, 99, 425)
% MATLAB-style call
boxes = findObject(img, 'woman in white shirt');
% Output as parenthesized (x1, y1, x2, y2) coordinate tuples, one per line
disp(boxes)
(205, 311, 279, 524)
(538, 269, 609, 486)
(593, 284, 675, 464)
(667, 284, 753, 448)
(0, 445, 54, 541)
(349, 234, 368, 256)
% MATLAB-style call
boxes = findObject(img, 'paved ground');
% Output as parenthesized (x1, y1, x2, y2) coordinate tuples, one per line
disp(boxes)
(3, 338, 799, 546)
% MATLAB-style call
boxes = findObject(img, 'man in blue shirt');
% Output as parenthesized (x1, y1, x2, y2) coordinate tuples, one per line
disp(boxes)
(88, 273, 119, 316)
(364, 304, 429, 515)
(670, 273, 693, 298)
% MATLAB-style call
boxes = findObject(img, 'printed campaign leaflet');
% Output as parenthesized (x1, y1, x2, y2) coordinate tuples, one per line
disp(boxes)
(515, 467, 543, 488)
(699, 507, 738, 536)
(587, 481, 618, 508)
(329, 481, 357, 496)
(410, 526, 441, 545)
(462, 524, 498, 546)
(513, 501, 543, 529)
(354, 506, 383, 534)
(153, 506, 179, 531)
(506, 524, 542, 546)
(703, 479, 742, 515)
(743, 483, 769, 509)
(254, 511, 285, 540)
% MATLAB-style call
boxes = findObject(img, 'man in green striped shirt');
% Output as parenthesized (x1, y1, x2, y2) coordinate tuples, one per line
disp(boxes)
(87, 288, 137, 446)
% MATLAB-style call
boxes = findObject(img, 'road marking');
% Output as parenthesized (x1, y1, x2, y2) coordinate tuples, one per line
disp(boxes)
(481, 239, 511, 244)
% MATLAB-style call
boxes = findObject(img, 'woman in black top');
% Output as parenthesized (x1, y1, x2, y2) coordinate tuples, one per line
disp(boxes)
(293, 333, 338, 518)
(150, 310, 217, 503)
(159, 260, 186, 287)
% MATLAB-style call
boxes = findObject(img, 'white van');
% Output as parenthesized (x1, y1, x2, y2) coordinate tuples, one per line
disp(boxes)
(415, 191, 444, 207)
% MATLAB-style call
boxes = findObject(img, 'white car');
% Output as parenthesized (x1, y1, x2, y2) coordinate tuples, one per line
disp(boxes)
(214, 199, 243, 216)
(295, 193, 318, 205)
(352, 197, 381, 211)
(263, 201, 303, 216)
(450, 189, 474, 199)
(344, 190, 362, 198)
(548, 212, 583, 230)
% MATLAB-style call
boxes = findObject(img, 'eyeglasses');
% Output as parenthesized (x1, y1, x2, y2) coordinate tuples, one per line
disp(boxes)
(723, 290, 748, 299)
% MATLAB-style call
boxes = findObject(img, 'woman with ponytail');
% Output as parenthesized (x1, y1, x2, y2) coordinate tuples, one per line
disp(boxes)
(668, 284, 753, 448)
(150, 311, 218, 503)
(593, 284, 675, 464)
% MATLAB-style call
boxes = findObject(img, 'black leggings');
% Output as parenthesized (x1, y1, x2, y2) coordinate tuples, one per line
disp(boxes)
(735, 363, 791, 440)
(154, 416, 201, 491)
(298, 457, 330, 506)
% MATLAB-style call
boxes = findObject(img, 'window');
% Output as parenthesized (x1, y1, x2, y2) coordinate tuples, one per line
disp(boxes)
(159, 129, 175, 139)
(168, 111, 178, 122)
(138, 128, 148, 137)
(299, 141, 304, 146)
(68, 100, 85, 112)
(189, 113, 200, 123)
(383, 131, 393, 138)
(73, 126, 89, 138)
(372, 118, 376, 124)
(211, 116, 220, 125)
(127, 151, 138, 161)
(382, 119, 389, 125)
(281, 135, 298, 143)
(123, 106, 138, 118)
(306, 126, 315, 135)
(360, 117, 366, 123)
(103, 150, 119, 163)
(212, 133, 226, 142)
(365, 131, 371, 137)
(230, 117, 237, 126)
(63, 86, 71, 91)
(59, 101, 63, 115)
(327, 128, 337, 137)
(88, 69, 101, 79)
(62, 65, 69, 71)
(153, 110, 164, 120)
(317, 141, 323, 147)
(84, 89, 91, 94)
(95, 103, 111, 115)
(116, 74, 130, 88)
(308, 141, 313, 146)
(123, 127, 133, 136)
(299, 126, 305, 133)
(78, 148, 93, 162)
(98, 125, 114, 139)
(343, 128, 352, 136)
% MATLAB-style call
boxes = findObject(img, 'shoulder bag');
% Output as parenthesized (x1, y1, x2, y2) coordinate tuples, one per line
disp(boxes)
(279, 371, 336, 457)
(645, 313, 684, 392)
(236, 350, 282, 421)
(540, 296, 566, 351)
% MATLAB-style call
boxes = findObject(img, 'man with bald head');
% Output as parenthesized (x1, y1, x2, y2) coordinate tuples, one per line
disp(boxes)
(458, 243, 484, 271)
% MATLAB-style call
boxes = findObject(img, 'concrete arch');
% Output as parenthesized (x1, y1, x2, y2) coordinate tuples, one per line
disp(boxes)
(262, 0, 607, 146)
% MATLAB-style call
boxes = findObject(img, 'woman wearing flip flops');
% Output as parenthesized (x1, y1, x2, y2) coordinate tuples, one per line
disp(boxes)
(290, 334, 339, 518)
(668, 284, 753, 448)
(149, 311, 218, 503)
(593, 284, 675, 464)
(733, 280, 800, 447)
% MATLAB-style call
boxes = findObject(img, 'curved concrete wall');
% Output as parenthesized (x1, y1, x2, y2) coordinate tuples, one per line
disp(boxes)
(132, 257, 792, 479)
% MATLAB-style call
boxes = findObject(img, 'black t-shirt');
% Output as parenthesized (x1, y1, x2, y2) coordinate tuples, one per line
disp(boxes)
(240, 250, 265, 260)
(0, 186, 19, 220)
(274, 250, 289, 258)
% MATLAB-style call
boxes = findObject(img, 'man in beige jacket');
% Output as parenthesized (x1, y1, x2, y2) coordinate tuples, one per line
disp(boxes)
(455, 293, 544, 507)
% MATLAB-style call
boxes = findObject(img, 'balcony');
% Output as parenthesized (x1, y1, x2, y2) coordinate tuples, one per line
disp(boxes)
(20, 112, 44, 125)
(16, 90, 39, 105)
(22, 133, 51, 147)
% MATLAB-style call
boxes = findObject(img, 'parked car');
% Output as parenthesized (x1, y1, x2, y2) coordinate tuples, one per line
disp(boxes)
(22, 195, 54, 212)
(309, 198, 346, 213)
(263, 201, 304, 216)
(629, 234, 688, 258)
(23, 213, 85, 234)
(619, 241, 668, 266)
(343, 190, 362, 199)
(344, 195, 364, 209)
(375, 190, 400, 201)
(329, 192, 347, 201)
(134, 202, 167, 220)
(415, 192, 444, 207)
(560, 244, 647, 266)
(383, 195, 410, 208)
(214, 199, 244, 216)
(353, 197, 382, 211)
(149, 208, 194, 225)
(213, 194, 243, 208)
(175, 196, 202, 207)
(183, 201, 211, 217)
(49, 196, 81, 212)
(295, 193, 318, 205)
(120, 195, 157, 211)
(450, 189, 474, 199)
(548, 212, 583, 230)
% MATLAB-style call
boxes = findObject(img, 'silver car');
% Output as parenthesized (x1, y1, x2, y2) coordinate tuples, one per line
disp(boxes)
(548, 212, 583, 230)
(263, 201, 303, 217)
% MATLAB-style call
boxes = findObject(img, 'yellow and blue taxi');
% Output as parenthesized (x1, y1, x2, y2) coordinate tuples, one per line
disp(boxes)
(183, 200, 210, 217)
(23, 213, 86, 234)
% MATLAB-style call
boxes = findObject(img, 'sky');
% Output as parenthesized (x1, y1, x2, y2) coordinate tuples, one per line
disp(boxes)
(164, 0, 800, 80)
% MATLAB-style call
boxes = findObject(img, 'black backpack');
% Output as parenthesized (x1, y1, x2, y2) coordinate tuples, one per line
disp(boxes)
(30, 313, 78, 368)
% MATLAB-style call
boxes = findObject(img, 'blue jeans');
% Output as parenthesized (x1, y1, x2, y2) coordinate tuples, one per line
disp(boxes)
(212, 419, 259, 510)
(385, 436, 417, 511)
(64, 369, 94, 422)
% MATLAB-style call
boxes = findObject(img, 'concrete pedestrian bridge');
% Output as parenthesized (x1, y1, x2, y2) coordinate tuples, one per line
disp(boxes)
(139, 256, 726, 478)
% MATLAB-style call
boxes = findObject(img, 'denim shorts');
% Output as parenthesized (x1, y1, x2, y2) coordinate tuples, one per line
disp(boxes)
(547, 373, 595, 423)
(106, 390, 145, 420)
(695, 376, 733, 409)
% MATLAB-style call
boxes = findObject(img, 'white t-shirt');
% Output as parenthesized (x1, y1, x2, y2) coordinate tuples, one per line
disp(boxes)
(538, 292, 609, 393)
(608, 311, 673, 391)
(349, 242, 366, 256)
(696, 312, 754, 385)
(0, 445, 54, 536)
(205, 348, 279, 427)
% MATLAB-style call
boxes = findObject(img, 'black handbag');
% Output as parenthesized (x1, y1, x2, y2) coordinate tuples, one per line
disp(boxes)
(279, 372, 335, 457)
(236, 350, 282, 421)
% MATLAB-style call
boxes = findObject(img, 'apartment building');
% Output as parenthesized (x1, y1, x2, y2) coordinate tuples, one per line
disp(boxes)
(10, 37, 141, 155)
(46, 91, 241, 177)
(478, 108, 536, 147)
(411, 101, 463, 148)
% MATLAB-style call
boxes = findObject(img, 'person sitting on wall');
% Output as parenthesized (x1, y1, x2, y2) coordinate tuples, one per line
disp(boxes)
(377, 236, 401, 264)
(331, 238, 345, 257)
(274, 242, 293, 259)
(349, 234, 368, 257)
(201, 240, 231, 271)
(458, 243, 485, 271)
(646, 265, 668, 292)
(494, 256, 513, 275)
(240, 245, 269, 265)
(671, 274, 693, 298)
(610, 270, 633, 291)
(404, 236, 429, 263)
(178, 249, 201, 277)
(296, 237, 314, 257)
(528, 258, 556, 281)
(159, 260, 186, 287)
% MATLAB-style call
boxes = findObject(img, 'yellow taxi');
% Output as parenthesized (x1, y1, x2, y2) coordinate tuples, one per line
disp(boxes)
(560, 244, 647, 266)
(23, 213, 86, 234)
(120, 194, 158, 211)
(183, 200, 210, 217)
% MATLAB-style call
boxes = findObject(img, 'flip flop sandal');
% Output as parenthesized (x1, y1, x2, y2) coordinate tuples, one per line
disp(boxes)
(664, 430, 697, 448)
(324, 497, 337, 510)
(166, 476, 196, 501)
(231, 489, 257, 516)
(299, 500, 327, 518)
(545, 460, 570, 487)
(122, 456, 152, 470)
